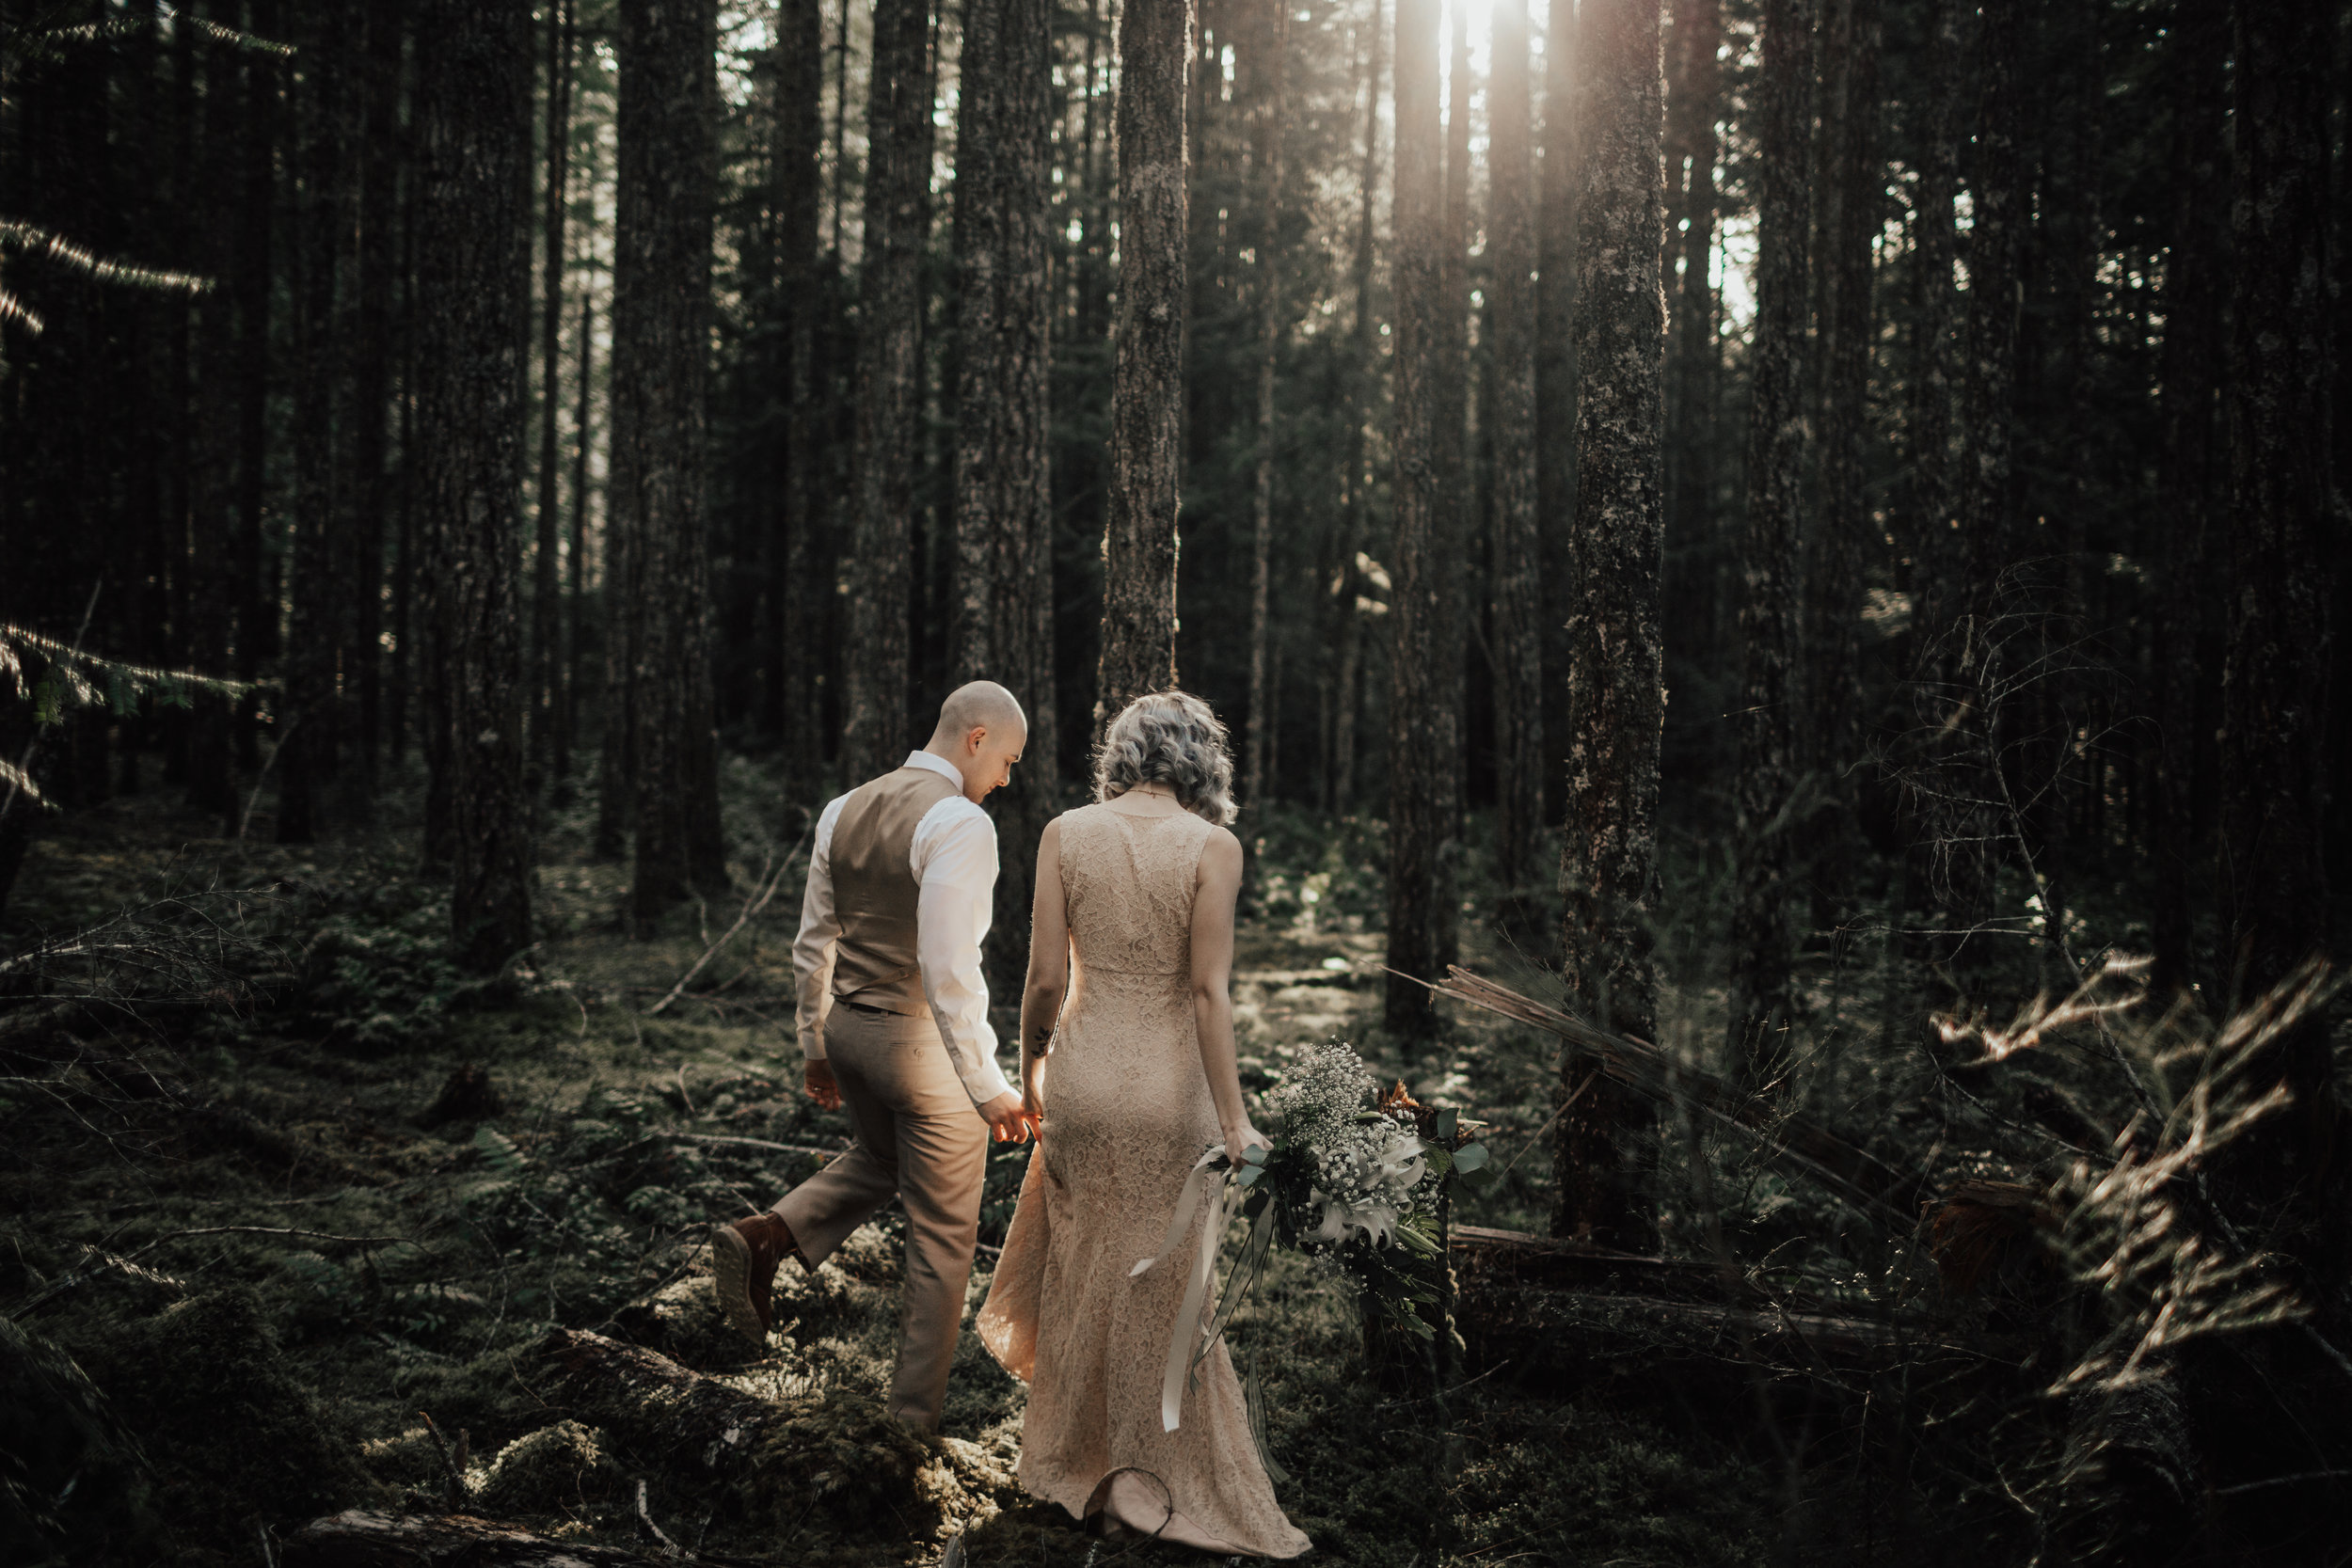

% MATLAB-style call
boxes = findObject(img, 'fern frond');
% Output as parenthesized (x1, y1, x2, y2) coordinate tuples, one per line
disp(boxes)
(0, 221, 211, 298)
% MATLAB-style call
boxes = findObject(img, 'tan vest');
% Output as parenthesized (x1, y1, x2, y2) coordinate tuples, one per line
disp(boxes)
(828, 764, 962, 1015)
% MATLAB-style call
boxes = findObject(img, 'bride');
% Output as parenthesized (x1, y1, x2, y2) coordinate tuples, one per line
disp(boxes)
(977, 690, 1311, 1558)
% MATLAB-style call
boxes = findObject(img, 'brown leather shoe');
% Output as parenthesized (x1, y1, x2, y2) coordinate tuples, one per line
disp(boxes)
(711, 1212, 800, 1345)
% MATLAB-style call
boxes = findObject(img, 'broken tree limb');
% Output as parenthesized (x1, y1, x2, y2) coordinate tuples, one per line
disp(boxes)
(280, 1509, 667, 1567)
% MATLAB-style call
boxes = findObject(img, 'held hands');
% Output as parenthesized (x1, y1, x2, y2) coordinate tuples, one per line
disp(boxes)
(980, 1090, 1041, 1144)
(803, 1059, 842, 1111)
(1223, 1119, 1272, 1165)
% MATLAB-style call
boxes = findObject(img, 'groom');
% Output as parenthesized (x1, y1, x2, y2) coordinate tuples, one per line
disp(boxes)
(713, 681, 1039, 1430)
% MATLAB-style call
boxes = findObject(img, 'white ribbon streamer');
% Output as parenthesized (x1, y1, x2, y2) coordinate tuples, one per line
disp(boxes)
(1132, 1147, 1238, 1433)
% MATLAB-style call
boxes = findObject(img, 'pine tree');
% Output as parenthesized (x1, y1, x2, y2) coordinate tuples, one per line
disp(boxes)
(952, 0, 1057, 985)
(1382, 0, 1450, 1040)
(1551, 0, 1662, 1251)
(530, 0, 576, 797)
(2217, 0, 2334, 1194)
(2149, 0, 2227, 999)
(612, 0, 724, 928)
(1486, 0, 1542, 901)
(1096, 0, 1193, 723)
(411, 0, 535, 973)
(843, 0, 937, 777)
(1724, 0, 1810, 1073)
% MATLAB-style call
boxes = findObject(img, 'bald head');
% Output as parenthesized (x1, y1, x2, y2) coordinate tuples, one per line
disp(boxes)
(930, 681, 1026, 746)
(924, 682, 1027, 802)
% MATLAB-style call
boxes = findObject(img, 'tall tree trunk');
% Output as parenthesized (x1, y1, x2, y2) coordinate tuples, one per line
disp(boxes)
(1534, 0, 1580, 835)
(1724, 0, 1810, 1074)
(346, 0, 405, 800)
(563, 287, 594, 795)
(1432, 0, 1470, 972)
(1242, 0, 1289, 816)
(233, 0, 282, 784)
(1550, 0, 1662, 1252)
(1944, 0, 2024, 969)
(278, 2, 351, 844)
(1327, 0, 1383, 816)
(412, 0, 535, 972)
(776, 0, 825, 799)
(2216, 0, 2333, 1195)
(531, 0, 576, 797)
(185, 8, 244, 824)
(1805, 0, 1875, 838)
(1887, 0, 1962, 984)
(1488, 0, 1541, 901)
(2149, 0, 2228, 1000)
(951, 0, 1057, 990)
(843, 0, 937, 779)
(1096, 0, 1193, 725)
(1660, 0, 1718, 676)
(614, 0, 723, 928)
(1382, 0, 1449, 1040)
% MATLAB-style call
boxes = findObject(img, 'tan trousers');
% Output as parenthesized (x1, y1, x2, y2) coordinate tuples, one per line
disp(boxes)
(771, 1002, 988, 1430)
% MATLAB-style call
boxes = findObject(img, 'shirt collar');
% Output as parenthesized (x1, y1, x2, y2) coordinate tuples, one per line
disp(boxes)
(905, 750, 965, 789)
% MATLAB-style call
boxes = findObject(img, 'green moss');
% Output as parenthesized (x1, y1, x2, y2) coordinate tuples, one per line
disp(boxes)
(83, 1288, 371, 1561)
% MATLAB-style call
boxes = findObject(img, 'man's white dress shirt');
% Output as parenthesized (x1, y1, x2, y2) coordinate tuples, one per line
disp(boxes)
(791, 750, 1013, 1106)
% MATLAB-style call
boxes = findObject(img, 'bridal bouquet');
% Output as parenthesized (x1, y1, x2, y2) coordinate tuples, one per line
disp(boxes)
(1134, 1041, 1487, 1436)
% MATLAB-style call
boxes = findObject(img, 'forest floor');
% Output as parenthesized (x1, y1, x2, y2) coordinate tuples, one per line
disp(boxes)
(4, 763, 2015, 1567)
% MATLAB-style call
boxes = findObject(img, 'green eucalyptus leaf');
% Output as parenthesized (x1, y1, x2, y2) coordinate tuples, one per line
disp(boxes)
(1452, 1142, 1490, 1173)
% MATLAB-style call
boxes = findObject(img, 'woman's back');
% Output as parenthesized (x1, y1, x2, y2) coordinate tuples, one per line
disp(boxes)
(1060, 800, 1211, 990)
(1046, 801, 1216, 1160)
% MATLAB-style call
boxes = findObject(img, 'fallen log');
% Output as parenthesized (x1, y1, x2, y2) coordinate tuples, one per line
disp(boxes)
(1451, 1227, 1989, 1381)
(538, 1328, 781, 1472)
(279, 1509, 664, 1568)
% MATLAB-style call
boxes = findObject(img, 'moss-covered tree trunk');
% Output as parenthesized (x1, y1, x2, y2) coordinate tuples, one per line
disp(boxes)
(844, 0, 938, 777)
(952, 0, 1057, 990)
(1096, 0, 1192, 726)
(412, 0, 534, 972)
(1550, 0, 1662, 1251)
(1724, 0, 1810, 1074)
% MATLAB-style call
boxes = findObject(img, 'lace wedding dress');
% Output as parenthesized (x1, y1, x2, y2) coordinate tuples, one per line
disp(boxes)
(977, 802, 1311, 1558)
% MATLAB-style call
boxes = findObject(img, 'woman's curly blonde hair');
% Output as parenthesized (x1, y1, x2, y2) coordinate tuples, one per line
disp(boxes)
(1091, 689, 1237, 825)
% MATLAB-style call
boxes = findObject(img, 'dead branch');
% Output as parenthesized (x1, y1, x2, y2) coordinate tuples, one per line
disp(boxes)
(281, 1509, 668, 1567)
(418, 1412, 471, 1511)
